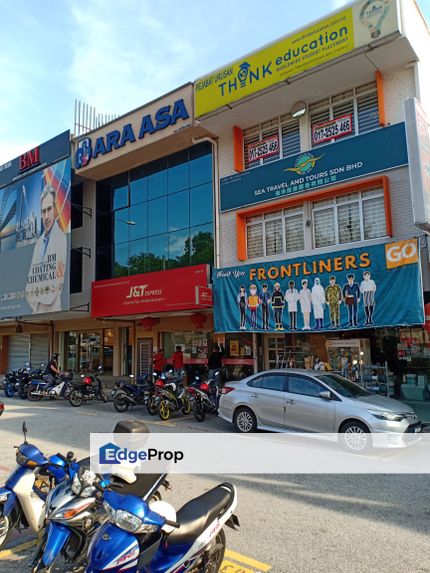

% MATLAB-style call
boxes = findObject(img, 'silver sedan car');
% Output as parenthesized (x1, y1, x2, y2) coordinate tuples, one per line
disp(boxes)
(219, 369, 422, 448)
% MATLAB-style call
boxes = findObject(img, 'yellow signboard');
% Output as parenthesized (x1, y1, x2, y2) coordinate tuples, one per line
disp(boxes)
(194, 0, 399, 117)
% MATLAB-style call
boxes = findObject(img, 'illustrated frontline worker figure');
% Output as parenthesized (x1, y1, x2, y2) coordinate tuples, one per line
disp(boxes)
(342, 273, 360, 327)
(325, 275, 342, 328)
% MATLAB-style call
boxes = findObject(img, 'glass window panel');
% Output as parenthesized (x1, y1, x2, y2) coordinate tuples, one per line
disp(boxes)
(363, 196, 387, 239)
(314, 208, 335, 248)
(147, 234, 168, 272)
(313, 198, 334, 210)
(130, 174, 147, 205)
(285, 212, 304, 252)
(190, 224, 214, 265)
(148, 197, 168, 236)
(288, 375, 323, 397)
(190, 183, 213, 227)
(261, 375, 286, 392)
(129, 238, 147, 275)
(189, 151, 213, 187)
(247, 223, 264, 259)
(113, 185, 128, 210)
(114, 242, 129, 277)
(357, 91, 379, 133)
(281, 119, 300, 158)
(114, 209, 131, 244)
(337, 192, 359, 204)
(168, 228, 190, 268)
(129, 203, 147, 241)
(265, 219, 283, 255)
(168, 190, 189, 232)
(168, 151, 189, 194)
(147, 169, 167, 200)
(338, 202, 360, 244)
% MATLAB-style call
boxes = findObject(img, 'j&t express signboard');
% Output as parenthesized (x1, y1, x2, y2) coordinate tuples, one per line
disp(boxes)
(213, 239, 424, 333)
(195, 0, 399, 116)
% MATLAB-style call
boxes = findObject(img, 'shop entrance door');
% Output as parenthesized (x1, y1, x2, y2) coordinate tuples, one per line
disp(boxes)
(138, 339, 153, 378)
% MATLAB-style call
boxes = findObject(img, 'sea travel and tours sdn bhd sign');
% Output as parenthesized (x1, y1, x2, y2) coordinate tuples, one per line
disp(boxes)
(194, 0, 399, 117)
(213, 239, 423, 333)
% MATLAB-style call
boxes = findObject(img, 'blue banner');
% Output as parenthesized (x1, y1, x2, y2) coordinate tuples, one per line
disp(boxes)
(213, 240, 424, 333)
(220, 123, 408, 211)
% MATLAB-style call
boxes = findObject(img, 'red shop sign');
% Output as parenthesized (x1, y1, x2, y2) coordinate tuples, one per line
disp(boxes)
(91, 264, 211, 318)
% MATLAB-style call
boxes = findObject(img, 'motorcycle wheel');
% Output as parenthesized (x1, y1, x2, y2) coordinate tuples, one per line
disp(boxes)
(19, 384, 28, 399)
(4, 382, 15, 398)
(27, 386, 43, 401)
(200, 529, 226, 573)
(146, 397, 158, 416)
(193, 399, 206, 422)
(113, 393, 130, 413)
(62, 383, 71, 400)
(158, 399, 171, 421)
(0, 510, 11, 549)
(69, 389, 84, 407)
(181, 395, 192, 416)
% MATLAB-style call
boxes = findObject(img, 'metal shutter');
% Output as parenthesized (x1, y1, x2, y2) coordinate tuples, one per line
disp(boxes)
(8, 335, 30, 371)
(30, 334, 49, 369)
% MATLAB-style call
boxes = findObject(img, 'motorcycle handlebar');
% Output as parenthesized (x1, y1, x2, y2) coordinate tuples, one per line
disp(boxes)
(165, 519, 180, 528)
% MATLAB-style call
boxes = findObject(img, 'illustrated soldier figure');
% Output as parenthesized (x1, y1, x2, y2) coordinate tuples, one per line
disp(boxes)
(299, 279, 312, 331)
(237, 285, 248, 330)
(259, 283, 271, 330)
(342, 273, 360, 327)
(271, 282, 285, 331)
(360, 270, 377, 325)
(247, 284, 260, 330)
(284, 280, 300, 330)
(311, 277, 326, 330)
(325, 275, 342, 328)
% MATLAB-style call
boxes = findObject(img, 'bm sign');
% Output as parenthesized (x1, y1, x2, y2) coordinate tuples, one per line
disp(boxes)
(19, 147, 40, 172)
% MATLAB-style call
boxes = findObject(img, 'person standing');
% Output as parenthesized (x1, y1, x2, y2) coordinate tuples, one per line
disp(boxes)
(153, 349, 166, 376)
(259, 283, 271, 330)
(299, 279, 312, 330)
(171, 345, 184, 380)
(360, 271, 377, 326)
(271, 282, 285, 331)
(342, 274, 360, 327)
(285, 280, 300, 330)
(325, 275, 342, 328)
(207, 344, 224, 385)
(311, 277, 326, 330)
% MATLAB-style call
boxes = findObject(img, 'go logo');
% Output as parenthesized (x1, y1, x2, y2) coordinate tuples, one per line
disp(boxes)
(385, 239, 418, 269)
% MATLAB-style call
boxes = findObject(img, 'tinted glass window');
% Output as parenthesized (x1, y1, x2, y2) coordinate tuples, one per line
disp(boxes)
(315, 374, 370, 397)
(129, 238, 147, 275)
(190, 183, 213, 227)
(168, 228, 190, 268)
(288, 375, 324, 397)
(189, 149, 212, 187)
(261, 375, 286, 392)
(190, 224, 214, 265)
(113, 185, 128, 210)
(247, 377, 263, 388)
(129, 203, 147, 241)
(168, 151, 189, 194)
(114, 210, 131, 244)
(114, 243, 129, 277)
(71, 184, 83, 230)
(147, 234, 168, 272)
(147, 168, 167, 200)
(168, 190, 189, 231)
(148, 197, 168, 236)
(130, 173, 147, 205)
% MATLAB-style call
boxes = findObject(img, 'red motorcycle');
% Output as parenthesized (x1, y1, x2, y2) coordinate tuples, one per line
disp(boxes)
(188, 374, 220, 422)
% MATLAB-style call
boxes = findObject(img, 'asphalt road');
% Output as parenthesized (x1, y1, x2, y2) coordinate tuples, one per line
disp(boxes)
(0, 396, 429, 573)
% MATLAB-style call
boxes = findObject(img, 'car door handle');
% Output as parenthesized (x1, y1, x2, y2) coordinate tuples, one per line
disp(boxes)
(250, 394, 259, 398)
(285, 399, 295, 405)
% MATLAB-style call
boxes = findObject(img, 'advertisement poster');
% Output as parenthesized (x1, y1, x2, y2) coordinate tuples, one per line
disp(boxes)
(0, 157, 71, 317)
(194, 0, 399, 116)
(213, 239, 424, 333)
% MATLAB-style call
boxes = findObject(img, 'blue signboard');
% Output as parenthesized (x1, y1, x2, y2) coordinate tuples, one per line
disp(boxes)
(213, 239, 424, 333)
(220, 123, 408, 211)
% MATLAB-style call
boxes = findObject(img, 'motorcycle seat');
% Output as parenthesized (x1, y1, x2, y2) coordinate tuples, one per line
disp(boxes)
(112, 473, 165, 499)
(166, 483, 234, 546)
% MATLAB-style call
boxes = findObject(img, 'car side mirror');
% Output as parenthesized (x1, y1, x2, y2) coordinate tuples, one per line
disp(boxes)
(319, 391, 332, 400)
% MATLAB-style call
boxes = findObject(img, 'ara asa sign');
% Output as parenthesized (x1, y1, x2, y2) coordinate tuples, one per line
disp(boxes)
(75, 99, 190, 169)
(213, 239, 424, 333)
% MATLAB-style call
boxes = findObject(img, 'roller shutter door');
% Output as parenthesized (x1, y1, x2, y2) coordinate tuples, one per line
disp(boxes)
(30, 334, 49, 369)
(8, 335, 30, 371)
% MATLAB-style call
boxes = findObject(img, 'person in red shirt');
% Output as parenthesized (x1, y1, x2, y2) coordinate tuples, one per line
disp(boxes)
(171, 346, 184, 380)
(153, 349, 166, 376)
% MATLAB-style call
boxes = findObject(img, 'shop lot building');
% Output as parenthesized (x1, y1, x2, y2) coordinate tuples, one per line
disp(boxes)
(1, 0, 430, 410)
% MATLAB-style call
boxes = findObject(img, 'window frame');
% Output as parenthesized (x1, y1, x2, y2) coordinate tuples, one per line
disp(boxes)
(247, 374, 287, 392)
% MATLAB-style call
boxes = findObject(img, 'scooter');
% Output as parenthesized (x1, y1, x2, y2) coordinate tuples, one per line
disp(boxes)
(68, 366, 108, 407)
(30, 420, 170, 572)
(0, 422, 77, 549)
(27, 370, 74, 401)
(86, 481, 239, 573)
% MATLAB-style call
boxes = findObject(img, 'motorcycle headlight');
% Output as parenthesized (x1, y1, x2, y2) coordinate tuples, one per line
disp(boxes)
(103, 501, 116, 522)
(71, 473, 82, 495)
(16, 451, 28, 466)
(367, 410, 405, 422)
(115, 509, 143, 532)
(80, 485, 96, 498)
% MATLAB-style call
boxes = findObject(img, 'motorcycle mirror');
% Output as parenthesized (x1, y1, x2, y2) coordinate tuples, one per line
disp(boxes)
(67, 451, 75, 461)
(22, 421, 28, 444)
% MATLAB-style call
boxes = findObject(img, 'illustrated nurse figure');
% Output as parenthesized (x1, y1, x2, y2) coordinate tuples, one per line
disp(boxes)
(311, 277, 326, 330)
(299, 279, 312, 330)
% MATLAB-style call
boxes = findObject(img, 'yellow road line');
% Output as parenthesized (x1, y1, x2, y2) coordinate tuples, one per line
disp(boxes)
(224, 549, 271, 571)
(221, 560, 259, 573)
(0, 539, 37, 559)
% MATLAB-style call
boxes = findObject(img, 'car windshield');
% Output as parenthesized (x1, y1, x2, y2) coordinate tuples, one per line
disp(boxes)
(315, 373, 370, 398)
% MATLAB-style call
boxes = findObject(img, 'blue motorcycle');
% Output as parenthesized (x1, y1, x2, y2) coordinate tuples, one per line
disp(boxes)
(0, 422, 78, 548)
(86, 481, 239, 573)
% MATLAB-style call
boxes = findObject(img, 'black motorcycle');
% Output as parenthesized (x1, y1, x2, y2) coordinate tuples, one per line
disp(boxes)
(112, 374, 155, 413)
(190, 375, 220, 422)
(68, 366, 108, 407)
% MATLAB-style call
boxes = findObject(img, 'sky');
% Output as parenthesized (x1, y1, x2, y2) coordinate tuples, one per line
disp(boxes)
(0, 0, 429, 165)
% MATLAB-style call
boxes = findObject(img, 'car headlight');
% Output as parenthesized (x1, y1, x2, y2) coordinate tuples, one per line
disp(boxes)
(367, 410, 405, 422)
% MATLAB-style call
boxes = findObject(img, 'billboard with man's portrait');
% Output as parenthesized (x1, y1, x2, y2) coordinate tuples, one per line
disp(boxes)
(0, 134, 71, 318)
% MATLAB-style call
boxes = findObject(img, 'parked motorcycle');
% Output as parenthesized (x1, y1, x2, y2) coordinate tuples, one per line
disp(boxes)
(189, 374, 220, 423)
(18, 365, 45, 399)
(86, 481, 239, 573)
(30, 420, 170, 573)
(158, 378, 191, 421)
(68, 366, 108, 407)
(0, 422, 78, 549)
(146, 375, 166, 416)
(112, 374, 154, 413)
(3, 370, 21, 398)
(27, 370, 74, 401)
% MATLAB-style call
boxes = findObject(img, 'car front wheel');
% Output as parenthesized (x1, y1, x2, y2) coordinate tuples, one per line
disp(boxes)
(233, 407, 257, 433)
(340, 420, 371, 453)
